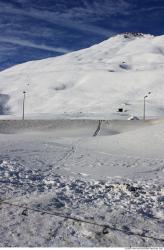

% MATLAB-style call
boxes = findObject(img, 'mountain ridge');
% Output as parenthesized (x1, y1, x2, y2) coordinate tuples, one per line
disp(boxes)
(0, 33, 164, 118)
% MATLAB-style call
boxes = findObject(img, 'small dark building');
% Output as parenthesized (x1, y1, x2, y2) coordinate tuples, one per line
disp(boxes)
(118, 108, 123, 112)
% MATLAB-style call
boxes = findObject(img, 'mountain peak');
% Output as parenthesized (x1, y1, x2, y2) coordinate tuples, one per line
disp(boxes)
(116, 32, 153, 39)
(123, 32, 145, 38)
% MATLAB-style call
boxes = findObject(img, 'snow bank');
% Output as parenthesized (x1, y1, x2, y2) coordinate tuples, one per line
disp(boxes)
(0, 118, 155, 137)
(81, 118, 164, 158)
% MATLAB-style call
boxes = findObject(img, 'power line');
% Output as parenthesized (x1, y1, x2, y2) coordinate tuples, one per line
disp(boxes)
(0, 177, 161, 221)
(0, 199, 163, 242)
(0, 161, 163, 242)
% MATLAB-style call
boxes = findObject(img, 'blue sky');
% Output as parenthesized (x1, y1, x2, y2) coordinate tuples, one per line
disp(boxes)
(0, 0, 164, 70)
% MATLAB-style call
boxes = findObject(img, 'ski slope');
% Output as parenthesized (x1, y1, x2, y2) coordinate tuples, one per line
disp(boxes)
(0, 33, 164, 118)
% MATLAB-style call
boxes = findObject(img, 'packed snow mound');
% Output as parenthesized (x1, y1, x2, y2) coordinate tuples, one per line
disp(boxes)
(0, 33, 164, 117)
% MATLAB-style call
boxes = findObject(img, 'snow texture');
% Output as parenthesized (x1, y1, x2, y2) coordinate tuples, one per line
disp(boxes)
(0, 118, 164, 247)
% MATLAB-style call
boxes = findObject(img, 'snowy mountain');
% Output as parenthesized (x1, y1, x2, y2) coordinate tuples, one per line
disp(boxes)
(0, 32, 164, 247)
(0, 32, 164, 118)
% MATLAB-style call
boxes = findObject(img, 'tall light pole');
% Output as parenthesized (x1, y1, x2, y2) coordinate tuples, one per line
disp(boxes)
(22, 91, 26, 120)
(143, 91, 151, 120)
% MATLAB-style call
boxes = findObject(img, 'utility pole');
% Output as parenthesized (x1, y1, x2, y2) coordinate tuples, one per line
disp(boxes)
(22, 91, 26, 120)
(143, 92, 151, 120)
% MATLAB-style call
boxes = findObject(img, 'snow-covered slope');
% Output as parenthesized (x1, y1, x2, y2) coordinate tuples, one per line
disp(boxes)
(0, 32, 164, 118)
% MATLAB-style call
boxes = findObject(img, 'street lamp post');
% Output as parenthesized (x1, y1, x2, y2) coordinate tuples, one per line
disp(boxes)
(22, 91, 26, 120)
(143, 92, 151, 120)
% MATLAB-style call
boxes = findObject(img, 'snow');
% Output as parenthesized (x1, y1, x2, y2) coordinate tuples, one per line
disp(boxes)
(0, 118, 164, 247)
(0, 33, 164, 118)
(0, 33, 164, 247)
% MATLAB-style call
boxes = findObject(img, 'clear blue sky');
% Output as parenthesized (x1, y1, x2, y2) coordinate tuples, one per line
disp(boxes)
(0, 0, 164, 70)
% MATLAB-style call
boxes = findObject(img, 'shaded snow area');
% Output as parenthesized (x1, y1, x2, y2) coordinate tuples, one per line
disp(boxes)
(0, 119, 164, 247)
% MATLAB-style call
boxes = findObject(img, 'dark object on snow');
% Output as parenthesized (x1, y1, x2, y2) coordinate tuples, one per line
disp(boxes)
(128, 116, 139, 120)
(22, 208, 28, 216)
(126, 184, 137, 192)
(93, 120, 103, 136)
(119, 62, 130, 70)
(103, 226, 109, 234)
(117, 108, 123, 112)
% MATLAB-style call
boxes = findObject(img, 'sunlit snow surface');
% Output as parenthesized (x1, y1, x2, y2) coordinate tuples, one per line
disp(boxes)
(0, 119, 164, 247)
(0, 33, 164, 118)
